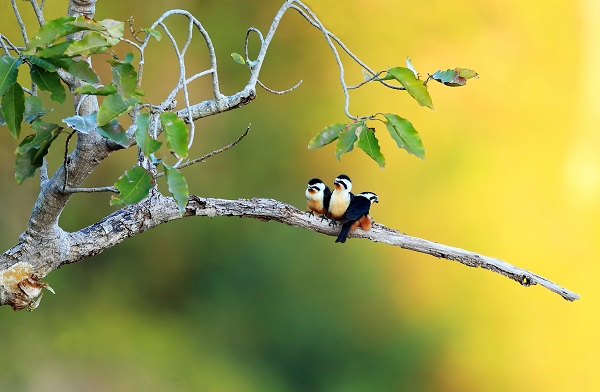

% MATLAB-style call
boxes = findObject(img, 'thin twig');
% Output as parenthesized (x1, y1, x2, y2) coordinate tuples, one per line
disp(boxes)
(29, 0, 45, 27)
(347, 70, 402, 90)
(61, 187, 119, 194)
(291, 1, 400, 91)
(0, 35, 25, 54)
(11, 0, 29, 45)
(0, 36, 11, 55)
(289, 3, 353, 119)
(258, 79, 303, 95)
(128, 19, 144, 44)
(245, 27, 264, 65)
(118, 37, 142, 52)
(156, 124, 251, 178)
(287, 0, 406, 120)
(185, 69, 214, 85)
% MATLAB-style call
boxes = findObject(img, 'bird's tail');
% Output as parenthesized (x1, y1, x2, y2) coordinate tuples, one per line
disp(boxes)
(335, 221, 353, 243)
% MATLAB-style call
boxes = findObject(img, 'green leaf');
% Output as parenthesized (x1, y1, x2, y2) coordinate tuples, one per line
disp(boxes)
(160, 112, 189, 159)
(335, 121, 363, 161)
(24, 96, 49, 123)
(34, 41, 71, 59)
(0, 55, 22, 96)
(111, 61, 137, 98)
(66, 15, 105, 31)
(74, 83, 117, 96)
(97, 119, 129, 147)
(110, 166, 154, 206)
(142, 28, 162, 41)
(57, 58, 99, 83)
(457, 68, 478, 79)
(2, 82, 25, 138)
(431, 68, 478, 87)
(99, 19, 125, 45)
(135, 113, 162, 156)
(25, 16, 78, 52)
(63, 32, 111, 57)
(357, 127, 386, 168)
(308, 123, 345, 150)
(0, 106, 4, 126)
(387, 67, 434, 109)
(30, 65, 66, 104)
(97, 92, 140, 126)
(164, 164, 189, 213)
(383, 113, 425, 159)
(231, 53, 245, 65)
(18, 119, 62, 155)
(62, 113, 97, 133)
(14, 119, 62, 184)
(123, 53, 134, 63)
(23, 55, 57, 72)
(15, 135, 38, 184)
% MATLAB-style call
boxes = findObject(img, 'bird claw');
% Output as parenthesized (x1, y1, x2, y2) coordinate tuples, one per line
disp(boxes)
(328, 219, 339, 227)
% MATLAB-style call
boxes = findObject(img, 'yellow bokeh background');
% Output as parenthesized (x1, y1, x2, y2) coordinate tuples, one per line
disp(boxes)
(0, 0, 597, 390)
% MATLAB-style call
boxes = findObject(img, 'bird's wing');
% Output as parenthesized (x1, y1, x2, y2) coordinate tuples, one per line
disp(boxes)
(344, 197, 370, 220)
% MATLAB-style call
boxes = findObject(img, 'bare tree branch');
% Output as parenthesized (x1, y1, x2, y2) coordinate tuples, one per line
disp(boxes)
(176, 197, 579, 302)
(0, 193, 579, 310)
(68, 197, 587, 304)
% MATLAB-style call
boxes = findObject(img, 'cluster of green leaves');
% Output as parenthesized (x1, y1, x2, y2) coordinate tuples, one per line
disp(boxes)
(109, 111, 190, 213)
(308, 59, 478, 167)
(0, 16, 190, 212)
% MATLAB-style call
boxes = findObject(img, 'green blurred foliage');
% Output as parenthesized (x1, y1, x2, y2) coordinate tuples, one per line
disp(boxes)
(0, 0, 597, 391)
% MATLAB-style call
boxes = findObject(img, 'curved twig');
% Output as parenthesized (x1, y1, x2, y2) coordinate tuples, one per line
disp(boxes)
(258, 79, 303, 95)
(29, 0, 45, 27)
(156, 124, 251, 177)
(245, 27, 264, 62)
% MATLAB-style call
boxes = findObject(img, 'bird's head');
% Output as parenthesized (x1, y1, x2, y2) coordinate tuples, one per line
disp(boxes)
(358, 192, 378, 204)
(306, 178, 326, 195)
(333, 174, 352, 192)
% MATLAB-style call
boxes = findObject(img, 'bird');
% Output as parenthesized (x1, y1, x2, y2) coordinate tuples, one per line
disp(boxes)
(335, 192, 378, 243)
(305, 178, 331, 220)
(328, 174, 353, 224)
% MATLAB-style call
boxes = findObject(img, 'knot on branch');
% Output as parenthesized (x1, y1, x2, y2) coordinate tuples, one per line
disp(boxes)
(0, 262, 54, 311)
(185, 195, 207, 216)
(238, 88, 256, 107)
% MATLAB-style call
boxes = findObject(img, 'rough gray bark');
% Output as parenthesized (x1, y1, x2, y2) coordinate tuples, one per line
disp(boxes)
(0, 0, 580, 311)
